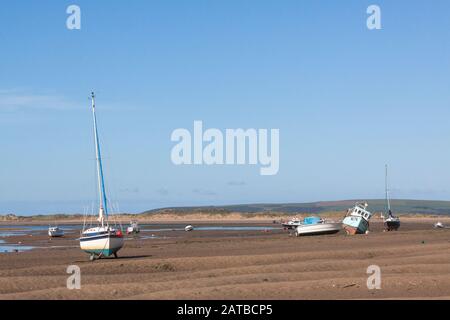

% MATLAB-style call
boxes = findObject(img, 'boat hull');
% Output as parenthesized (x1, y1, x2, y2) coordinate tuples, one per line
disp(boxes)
(80, 234, 124, 257)
(342, 216, 369, 235)
(384, 220, 400, 231)
(48, 231, 64, 237)
(295, 223, 341, 237)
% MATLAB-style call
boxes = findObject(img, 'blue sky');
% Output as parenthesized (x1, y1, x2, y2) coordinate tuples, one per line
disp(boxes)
(0, 0, 449, 215)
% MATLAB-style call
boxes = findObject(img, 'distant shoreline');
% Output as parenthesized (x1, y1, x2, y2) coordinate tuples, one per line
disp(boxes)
(1, 212, 450, 225)
(3, 199, 450, 218)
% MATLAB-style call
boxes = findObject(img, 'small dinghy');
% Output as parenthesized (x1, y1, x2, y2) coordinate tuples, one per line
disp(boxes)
(434, 222, 445, 229)
(48, 226, 64, 237)
(294, 216, 341, 237)
(185, 225, 194, 232)
(127, 221, 140, 234)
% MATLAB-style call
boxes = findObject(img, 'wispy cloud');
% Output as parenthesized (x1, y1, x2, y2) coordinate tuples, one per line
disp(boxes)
(0, 89, 77, 111)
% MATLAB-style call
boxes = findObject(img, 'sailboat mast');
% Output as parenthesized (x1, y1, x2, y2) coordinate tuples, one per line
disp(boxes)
(91, 92, 108, 226)
(385, 164, 391, 212)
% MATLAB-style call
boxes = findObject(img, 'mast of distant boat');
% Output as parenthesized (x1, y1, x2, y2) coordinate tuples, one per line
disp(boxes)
(385, 164, 391, 216)
(91, 92, 108, 227)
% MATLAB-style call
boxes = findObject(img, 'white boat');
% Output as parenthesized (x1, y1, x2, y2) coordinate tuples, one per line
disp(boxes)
(342, 202, 373, 235)
(127, 221, 140, 234)
(185, 225, 194, 232)
(80, 226, 124, 259)
(294, 216, 341, 237)
(434, 222, 445, 229)
(48, 226, 64, 237)
(79, 92, 124, 260)
(382, 165, 400, 231)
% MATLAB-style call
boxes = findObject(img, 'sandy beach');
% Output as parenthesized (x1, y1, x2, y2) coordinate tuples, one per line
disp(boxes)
(0, 217, 449, 300)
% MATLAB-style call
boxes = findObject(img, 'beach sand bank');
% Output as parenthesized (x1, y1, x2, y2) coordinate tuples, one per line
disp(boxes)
(0, 219, 449, 300)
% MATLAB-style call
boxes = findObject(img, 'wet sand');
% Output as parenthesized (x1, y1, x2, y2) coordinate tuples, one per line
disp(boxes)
(0, 218, 449, 300)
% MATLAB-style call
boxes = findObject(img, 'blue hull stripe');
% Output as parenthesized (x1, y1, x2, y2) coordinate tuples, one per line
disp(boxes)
(80, 234, 121, 242)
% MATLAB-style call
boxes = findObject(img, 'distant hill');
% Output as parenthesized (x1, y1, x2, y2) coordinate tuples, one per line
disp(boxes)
(2, 199, 450, 221)
(141, 199, 450, 216)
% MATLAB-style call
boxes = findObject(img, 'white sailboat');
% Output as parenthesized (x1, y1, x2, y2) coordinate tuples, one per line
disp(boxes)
(79, 92, 124, 260)
(383, 165, 400, 231)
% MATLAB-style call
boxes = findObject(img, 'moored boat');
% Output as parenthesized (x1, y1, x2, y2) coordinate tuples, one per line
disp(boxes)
(384, 214, 400, 231)
(79, 92, 124, 260)
(127, 221, 140, 234)
(48, 226, 64, 237)
(342, 202, 373, 235)
(294, 216, 341, 237)
(382, 165, 400, 231)
(434, 222, 445, 229)
(80, 226, 123, 258)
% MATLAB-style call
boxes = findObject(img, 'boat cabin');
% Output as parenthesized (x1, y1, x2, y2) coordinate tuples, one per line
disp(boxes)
(347, 203, 372, 221)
